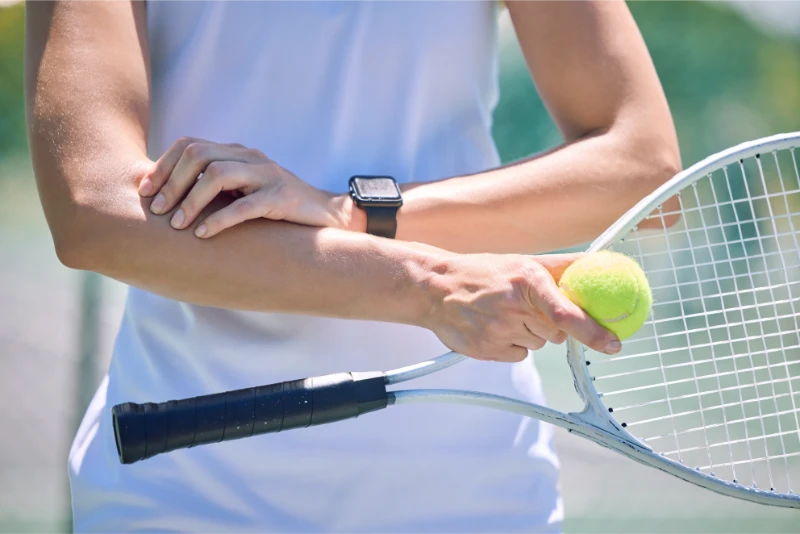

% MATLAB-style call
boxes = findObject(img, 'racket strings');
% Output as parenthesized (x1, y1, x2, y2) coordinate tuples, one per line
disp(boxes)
(648, 190, 800, 226)
(655, 200, 717, 468)
(641, 247, 799, 282)
(745, 155, 800, 490)
(637, 400, 798, 434)
(600, 358, 800, 389)
(590, 147, 800, 494)
(758, 152, 800, 480)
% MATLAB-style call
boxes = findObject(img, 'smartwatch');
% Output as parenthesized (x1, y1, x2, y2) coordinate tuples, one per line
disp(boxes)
(349, 176, 403, 239)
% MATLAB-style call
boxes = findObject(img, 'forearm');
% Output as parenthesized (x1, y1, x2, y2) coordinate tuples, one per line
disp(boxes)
(54, 159, 440, 324)
(25, 1, 439, 325)
(396, 128, 679, 254)
(391, 1, 680, 255)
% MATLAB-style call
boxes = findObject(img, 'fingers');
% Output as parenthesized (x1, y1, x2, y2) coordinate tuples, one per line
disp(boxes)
(513, 331, 547, 352)
(138, 137, 203, 197)
(142, 138, 265, 215)
(489, 345, 530, 363)
(524, 318, 567, 345)
(140, 137, 223, 199)
(479, 317, 565, 363)
(170, 161, 255, 230)
(466, 343, 529, 363)
(474, 320, 548, 362)
(194, 194, 268, 238)
(529, 273, 621, 355)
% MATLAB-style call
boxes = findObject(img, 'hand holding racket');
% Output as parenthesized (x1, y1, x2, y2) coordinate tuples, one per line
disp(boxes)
(419, 252, 622, 362)
(114, 133, 800, 509)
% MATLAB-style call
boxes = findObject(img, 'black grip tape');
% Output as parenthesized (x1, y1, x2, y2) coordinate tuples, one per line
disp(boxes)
(281, 379, 314, 429)
(164, 399, 196, 452)
(143, 402, 168, 459)
(221, 388, 256, 441)
(193, 393, 226, 445)
(112, 371, 388, 464)
(252, 381, 285, 435)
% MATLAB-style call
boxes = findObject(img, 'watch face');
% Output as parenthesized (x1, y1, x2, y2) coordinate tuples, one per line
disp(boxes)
(350, 176, 402, 206)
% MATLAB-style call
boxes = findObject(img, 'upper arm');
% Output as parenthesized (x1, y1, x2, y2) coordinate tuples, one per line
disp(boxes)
(506, 1, 676, 144)
(25, 0, 152, 248)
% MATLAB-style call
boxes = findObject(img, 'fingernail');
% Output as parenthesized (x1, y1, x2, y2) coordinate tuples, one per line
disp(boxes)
(170, 209, 185, 229)
(138, 177, 153, 196)
(150, 193, 166, 214)
(605, 340, 622, 354)
(195, 224, 207, 238)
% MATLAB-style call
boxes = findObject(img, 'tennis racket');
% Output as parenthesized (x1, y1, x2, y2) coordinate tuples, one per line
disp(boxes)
(113, 132, 800, 509)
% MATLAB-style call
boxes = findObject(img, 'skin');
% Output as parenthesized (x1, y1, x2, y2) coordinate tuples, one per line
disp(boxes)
(25, 1, 680, 363)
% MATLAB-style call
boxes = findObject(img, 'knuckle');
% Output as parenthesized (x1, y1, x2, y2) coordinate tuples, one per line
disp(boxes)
(469, 350, 493, 362)
(508, 271, 531, 294)
(496, 346, 527, 363)
(260, 161, 280, 177)
(184, 142, 206, 160)
(548, 304, 572, 328)
(233, 197, 254, 215)
(521, 261, 548, 284)
(553, 330, 568, 344)
(474, 340, 496, 361)
(177, 136, 195, 147)
(249, 148, 267, 160)
(204, 161, 224, 176)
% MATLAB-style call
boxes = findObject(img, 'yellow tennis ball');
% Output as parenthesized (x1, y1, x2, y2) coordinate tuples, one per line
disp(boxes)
(558, 251, 652, 340)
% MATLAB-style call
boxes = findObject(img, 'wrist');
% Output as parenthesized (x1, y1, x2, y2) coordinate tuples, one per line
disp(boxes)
(401, 244, 455, 329)
(347, 196, 368, 233)
(330, 194, 367, 232)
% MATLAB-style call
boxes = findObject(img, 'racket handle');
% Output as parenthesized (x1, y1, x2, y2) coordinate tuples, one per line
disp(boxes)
(111, 371, 388, 464)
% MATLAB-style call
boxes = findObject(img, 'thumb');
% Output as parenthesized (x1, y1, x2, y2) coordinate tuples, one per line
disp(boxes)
(527, 268, 622, 355)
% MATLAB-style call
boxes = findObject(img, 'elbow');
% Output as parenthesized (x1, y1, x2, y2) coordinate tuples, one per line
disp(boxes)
(630, 136, 683, 229)
(637, 137, 682, 194)
(54, 234, 92, 271)
(649, 142, 682, 229)
(50, 206, 103, 271)
(34, 159, 152, 271)
(49, 191, 144, 272)
(53, 235, 81, 270)
(36, 185, 111, 271)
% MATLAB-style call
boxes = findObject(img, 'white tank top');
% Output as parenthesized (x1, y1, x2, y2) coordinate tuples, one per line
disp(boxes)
(68, 2, 562, 531)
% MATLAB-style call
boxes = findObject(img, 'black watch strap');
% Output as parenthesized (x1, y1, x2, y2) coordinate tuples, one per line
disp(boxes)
(364, 206, 399, 239)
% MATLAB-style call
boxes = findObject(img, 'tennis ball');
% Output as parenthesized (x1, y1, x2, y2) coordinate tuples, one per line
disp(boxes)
(558, 251, 652, 340)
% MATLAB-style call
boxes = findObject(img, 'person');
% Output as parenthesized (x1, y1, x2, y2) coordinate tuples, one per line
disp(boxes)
(26, 1, 680, 532)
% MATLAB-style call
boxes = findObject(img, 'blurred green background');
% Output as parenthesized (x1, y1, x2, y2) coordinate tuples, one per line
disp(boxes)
(1, 1, 799, 532)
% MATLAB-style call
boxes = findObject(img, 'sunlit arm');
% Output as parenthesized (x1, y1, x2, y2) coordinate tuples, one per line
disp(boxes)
(25, 1, 624, 359)
(24, 1, 433, 324)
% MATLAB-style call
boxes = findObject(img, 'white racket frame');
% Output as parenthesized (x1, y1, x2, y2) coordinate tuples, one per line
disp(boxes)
(385, 132, 800, 509)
